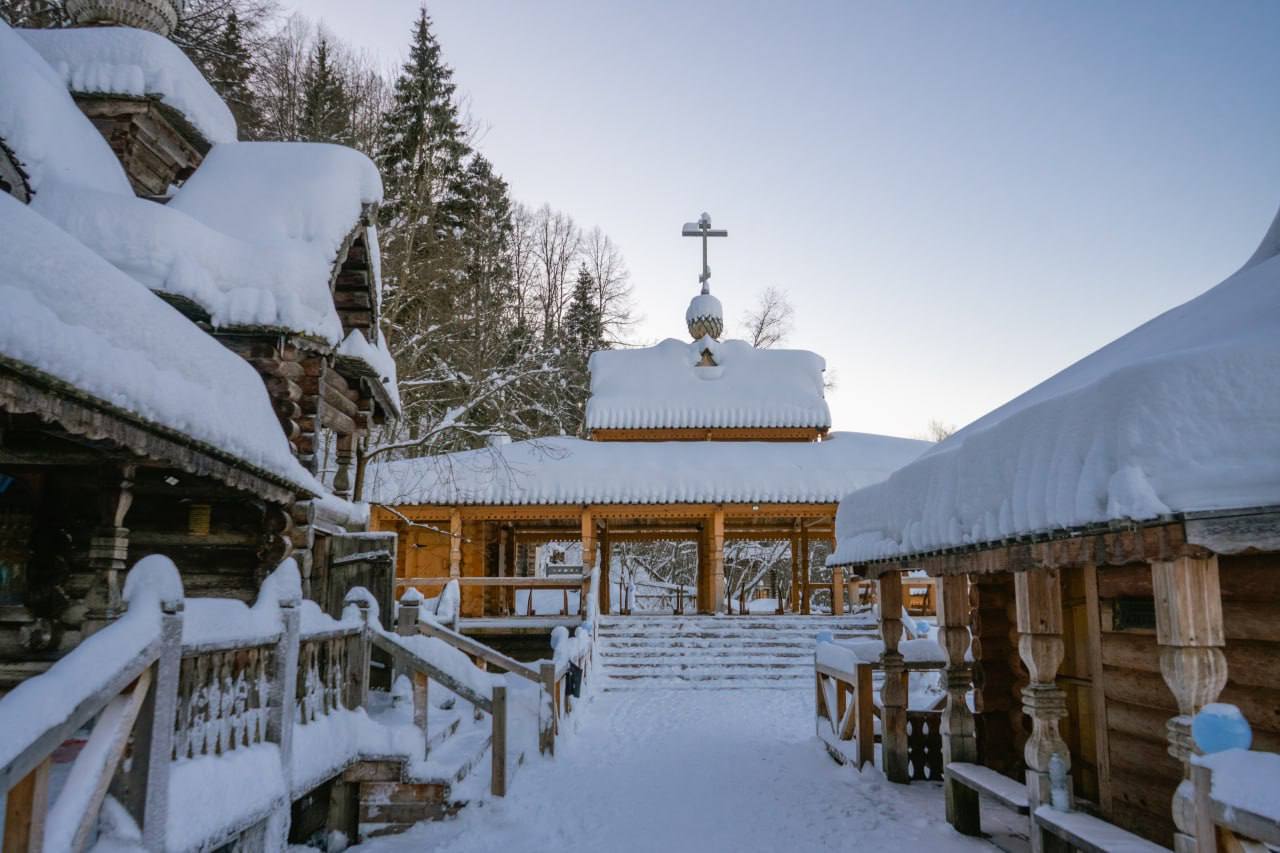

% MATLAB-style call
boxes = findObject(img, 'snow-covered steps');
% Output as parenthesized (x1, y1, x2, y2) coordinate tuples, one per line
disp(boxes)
(596, 615, 879, 690)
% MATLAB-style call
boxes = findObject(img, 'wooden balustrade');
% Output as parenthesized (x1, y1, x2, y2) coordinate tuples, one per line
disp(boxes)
(814, 646, 945, 783)
(174, 642, 277, 759)
(396, 576, 584, 617)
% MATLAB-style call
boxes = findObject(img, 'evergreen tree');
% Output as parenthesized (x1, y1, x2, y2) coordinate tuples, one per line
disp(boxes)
(299, 35, 351, 144)
(206, 10, 260, 138)
(564, 265, 604, 365)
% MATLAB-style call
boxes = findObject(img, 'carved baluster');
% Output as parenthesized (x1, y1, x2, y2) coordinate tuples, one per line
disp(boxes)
(1152, 557, 1227, 853)
(1015, 569, 1071, 853)
(939, 573, 980, 834)
(878, 570, 910, 783)
(84, 465, 136, 634)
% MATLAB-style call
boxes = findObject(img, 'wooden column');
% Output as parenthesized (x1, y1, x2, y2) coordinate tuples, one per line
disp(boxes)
(800, 526, 811, 615)
(579, 509, 595, 618)
(878, 570, 909, 782)
(831, 567, 844, 615)
(599, 522, 611, 616)
(939, 573, 980, 834)
(501, 527, 516, 616)
(448, 509, 462, 578)
(709, 508, 725, 614)
(1151, 556, 1226, 853)
(1014, 568, 1071, 851)
(84, 464, 136, 635)
(789, 529, 800, 613)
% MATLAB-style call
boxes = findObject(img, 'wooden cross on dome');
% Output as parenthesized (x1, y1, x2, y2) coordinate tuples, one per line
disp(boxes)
(682, 212, 728, 294)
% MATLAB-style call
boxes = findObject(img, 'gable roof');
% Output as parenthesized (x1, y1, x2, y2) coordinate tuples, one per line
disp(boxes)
(366, 432, 930, 507)
(831, 205, 1280, 565)
(585, 337, 831, 431)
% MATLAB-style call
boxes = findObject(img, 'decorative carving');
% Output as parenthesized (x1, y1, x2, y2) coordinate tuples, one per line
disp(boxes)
(1152, 556, 1227, 853)
(84, 465, 136, 633)
(65, 0, 183, 37)
(1014, 568, 1072, 851)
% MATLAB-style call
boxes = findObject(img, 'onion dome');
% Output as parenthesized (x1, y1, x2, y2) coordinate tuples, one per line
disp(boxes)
(686, 289, 724, 341)
(66, 0, 184, 36)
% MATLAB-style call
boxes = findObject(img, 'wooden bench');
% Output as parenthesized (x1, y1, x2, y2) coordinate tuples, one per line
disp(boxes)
(1033, 805, 1169, 852)
(944, 762, 1029, 837)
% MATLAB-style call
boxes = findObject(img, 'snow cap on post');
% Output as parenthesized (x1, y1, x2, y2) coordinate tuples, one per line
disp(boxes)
(257, 558, 303, 608)
(122, 554, 184, 611)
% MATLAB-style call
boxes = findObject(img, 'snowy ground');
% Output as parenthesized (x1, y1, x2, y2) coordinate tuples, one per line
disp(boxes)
(345, 687, 992, 853)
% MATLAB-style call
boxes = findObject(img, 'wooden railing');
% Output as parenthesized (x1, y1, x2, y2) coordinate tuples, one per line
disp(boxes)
(814, 643, 944, 782)
(1, 557, 581, 851)
(397, 576, 586, 618)
(1192, 753, 1280, 852)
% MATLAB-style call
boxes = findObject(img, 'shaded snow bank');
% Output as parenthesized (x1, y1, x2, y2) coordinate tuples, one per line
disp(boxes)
(367, 432, 930, 506)
(832, 223, 1280, 564)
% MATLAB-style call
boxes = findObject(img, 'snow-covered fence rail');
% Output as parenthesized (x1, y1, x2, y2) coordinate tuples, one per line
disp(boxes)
(0, 556, 182, 852)
(814, 637, 945, 782)
(396, 575, 587, 618)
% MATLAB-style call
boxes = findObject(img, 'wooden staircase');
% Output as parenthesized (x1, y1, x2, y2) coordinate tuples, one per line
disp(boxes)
(597, 615, 880, 690)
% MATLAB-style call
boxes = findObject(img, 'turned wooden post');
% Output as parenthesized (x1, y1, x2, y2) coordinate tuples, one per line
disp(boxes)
(1151, 556, 1227, 853)
(878, 570, 910, 782)
(84, 465, 136, 635)
(938, 573, 980, 834)
(1014, 568, 1071, 852)
(332, 433, 354, 500)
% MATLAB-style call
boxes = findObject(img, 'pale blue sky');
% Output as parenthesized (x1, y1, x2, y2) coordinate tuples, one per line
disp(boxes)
(293, 0, 1280, 438)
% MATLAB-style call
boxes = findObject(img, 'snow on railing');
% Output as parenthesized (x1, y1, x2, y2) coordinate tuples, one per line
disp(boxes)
(1190, 704, 1280, 849)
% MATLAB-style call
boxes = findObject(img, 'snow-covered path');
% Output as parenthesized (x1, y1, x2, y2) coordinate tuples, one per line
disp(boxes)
(349, 687, 993, 853)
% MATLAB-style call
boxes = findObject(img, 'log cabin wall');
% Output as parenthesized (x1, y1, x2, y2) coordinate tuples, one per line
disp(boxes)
(970, 571, 1027, 780)
(74, 96, 208, 198)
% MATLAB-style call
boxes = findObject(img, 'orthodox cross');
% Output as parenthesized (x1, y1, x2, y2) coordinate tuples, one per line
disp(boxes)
(681, 212, 728, 293)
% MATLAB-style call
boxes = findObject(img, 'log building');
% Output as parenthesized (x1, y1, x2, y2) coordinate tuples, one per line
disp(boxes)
(0, 7, 399, 689)
(369, 225, 931, 625)
(829, 203, 1280, 850)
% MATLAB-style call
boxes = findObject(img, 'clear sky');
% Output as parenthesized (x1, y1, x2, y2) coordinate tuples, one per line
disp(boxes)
(291, 0, 1280, 439)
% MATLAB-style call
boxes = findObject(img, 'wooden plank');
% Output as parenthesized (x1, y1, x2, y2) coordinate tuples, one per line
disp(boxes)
(1083, 564, 1113, 817)
(491, 685, 508, 797)
(946, 762, 1029, 813)
(1033, 805, 1170, 853)
(64, 667, 154, 851)
(0, 640, 159, 791)
(413, 620, 540, 684)
(3, 756, 50, 853)
(397, 576, 584, 589)
(367, 632, 492, 712)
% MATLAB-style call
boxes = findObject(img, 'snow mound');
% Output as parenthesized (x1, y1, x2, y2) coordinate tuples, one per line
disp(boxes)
(0, 192, 319, 493)
(586, 337, 831, 430)
(19, 26, 237, 144)
(366, 432, 930, 506)
(0, 21, 132, 195)
(832, 209, 1280, 565)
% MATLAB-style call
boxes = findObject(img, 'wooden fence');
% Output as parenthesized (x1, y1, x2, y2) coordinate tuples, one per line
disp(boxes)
(2, 560, 599, 851)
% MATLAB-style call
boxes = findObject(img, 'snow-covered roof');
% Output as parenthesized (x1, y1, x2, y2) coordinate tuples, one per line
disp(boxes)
(0, 191, 320, 494)
(366, 432, 930, 507)
(0, 21, 133, 196)
(585, 338, 831, 431)
(18, 26, 237, 145)
(831, 207, 1280, 565)
(336, 329, 402, 416)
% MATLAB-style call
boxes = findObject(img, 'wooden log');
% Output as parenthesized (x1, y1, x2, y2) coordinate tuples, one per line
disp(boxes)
(491, 685, 508, 797)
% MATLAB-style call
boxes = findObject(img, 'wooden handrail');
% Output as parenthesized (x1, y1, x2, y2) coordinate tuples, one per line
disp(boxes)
(414, 619, 541, 684)
(397, 576, 583, 589)
(368, 631, 492, 713)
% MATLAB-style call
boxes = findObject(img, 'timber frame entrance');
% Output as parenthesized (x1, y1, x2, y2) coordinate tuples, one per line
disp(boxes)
(371, 502, 837, 618)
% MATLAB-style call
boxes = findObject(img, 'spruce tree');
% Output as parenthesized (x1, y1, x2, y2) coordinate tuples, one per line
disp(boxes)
(300, 35, 351, 144)
(206, 11, 260, 139)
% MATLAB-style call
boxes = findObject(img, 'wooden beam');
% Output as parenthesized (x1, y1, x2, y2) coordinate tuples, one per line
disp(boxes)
(449, 509, 462, 578)
(1082, 564, 1113, 818)
(709, 508, 725, 614)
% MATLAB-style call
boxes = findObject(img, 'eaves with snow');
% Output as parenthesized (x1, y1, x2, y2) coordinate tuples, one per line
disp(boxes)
(585, 337, 832, 431)
(365, 433, 930, 507)
(2, 22, 384, 346)
(830, 205, 1280, 566)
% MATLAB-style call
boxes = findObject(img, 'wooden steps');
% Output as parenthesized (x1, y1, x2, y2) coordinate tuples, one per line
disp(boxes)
(597, 615, 879, 690)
